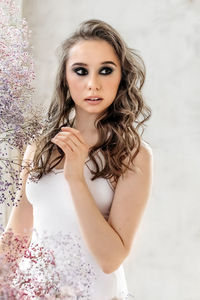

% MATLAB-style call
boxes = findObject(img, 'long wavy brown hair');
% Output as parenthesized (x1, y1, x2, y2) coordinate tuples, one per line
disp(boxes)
(28, 19, 152, 186)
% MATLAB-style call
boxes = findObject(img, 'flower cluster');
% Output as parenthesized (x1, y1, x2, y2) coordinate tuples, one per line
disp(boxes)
(0, 0, 48, 205)
(0, 228, 97, 299)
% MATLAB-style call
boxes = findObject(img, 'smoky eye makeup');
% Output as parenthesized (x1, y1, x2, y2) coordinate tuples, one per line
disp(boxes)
(72, 67, 88, 76)
(100, 67, 113, 75)
(72, 66, 114, 76)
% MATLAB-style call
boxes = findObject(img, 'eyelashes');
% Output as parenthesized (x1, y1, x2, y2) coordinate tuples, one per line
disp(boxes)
(72, 67, 113, 76)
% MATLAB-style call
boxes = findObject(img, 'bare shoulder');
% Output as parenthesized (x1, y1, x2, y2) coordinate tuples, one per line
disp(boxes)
(24, 141, 37, 154)
(128, 140, 153, 170)
(117, 139, 153, 186)
(139, 140, 153, 157)
(23, 141, 37, 161)
(21, 141, 38, 176)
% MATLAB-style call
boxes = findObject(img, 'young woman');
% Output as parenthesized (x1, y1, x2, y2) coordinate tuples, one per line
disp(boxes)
(1, 19, 153, 299)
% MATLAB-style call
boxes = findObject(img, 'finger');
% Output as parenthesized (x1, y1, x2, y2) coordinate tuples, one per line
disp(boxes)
(61, 127, 86, 145)
(54, 135, 79, 153)
(52, 137, 72, 154)
(55, 132, 79, 148)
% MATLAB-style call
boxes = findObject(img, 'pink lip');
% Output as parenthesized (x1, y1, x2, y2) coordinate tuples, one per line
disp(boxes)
(85, 96, 103, 100)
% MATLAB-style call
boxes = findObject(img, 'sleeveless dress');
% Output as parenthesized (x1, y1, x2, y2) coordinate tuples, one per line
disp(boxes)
(18, 150, 135, 300)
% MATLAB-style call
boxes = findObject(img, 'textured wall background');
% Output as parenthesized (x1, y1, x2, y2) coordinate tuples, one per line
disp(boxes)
(3, 0, 200, 299)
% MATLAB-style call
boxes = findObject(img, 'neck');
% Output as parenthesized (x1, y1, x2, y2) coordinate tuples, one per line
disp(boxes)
(71, 118, 99, 148)
(71, 117, 98, 135)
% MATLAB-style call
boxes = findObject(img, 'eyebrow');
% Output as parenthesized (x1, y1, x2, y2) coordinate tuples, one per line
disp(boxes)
(71, 61, 117, 67)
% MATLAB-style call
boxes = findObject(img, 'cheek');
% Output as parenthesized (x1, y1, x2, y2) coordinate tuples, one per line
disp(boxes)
(105, 76, 121, 94)
(68, 77, 84, 94)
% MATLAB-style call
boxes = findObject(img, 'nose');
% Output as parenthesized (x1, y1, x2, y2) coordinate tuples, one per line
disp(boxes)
(87, 73, 101, 91)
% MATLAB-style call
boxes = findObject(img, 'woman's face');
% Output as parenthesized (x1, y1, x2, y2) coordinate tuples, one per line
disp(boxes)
(65, 39, 122, 114)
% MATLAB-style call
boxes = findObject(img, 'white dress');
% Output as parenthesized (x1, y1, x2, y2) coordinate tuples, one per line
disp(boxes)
(19, 150, 135, 300)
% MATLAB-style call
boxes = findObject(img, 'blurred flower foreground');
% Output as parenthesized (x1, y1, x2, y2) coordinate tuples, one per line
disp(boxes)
(0, 0, 49, 207)
(0, 228, 97, 299)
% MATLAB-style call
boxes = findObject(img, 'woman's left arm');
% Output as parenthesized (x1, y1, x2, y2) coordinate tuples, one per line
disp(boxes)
(52, 128, 153, 274)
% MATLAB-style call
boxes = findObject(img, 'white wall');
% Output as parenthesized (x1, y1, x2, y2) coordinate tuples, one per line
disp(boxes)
(4, 0, 200, 299)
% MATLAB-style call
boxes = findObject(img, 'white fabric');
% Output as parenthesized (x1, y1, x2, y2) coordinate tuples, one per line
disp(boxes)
(23, 151, 134, 300)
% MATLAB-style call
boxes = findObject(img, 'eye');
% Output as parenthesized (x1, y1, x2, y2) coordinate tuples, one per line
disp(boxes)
(72, 66, 113, 76)
(100, 67, 113, 75)
(73, 67, 88, 76)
